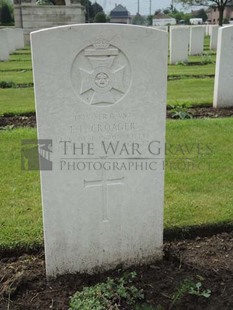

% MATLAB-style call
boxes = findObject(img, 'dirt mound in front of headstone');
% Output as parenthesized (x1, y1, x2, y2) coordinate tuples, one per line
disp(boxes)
(0, 231, 233, 309)
(0, 114, 36, 129)
(167, 106, 233, 119)
(1, 107, 233, 130)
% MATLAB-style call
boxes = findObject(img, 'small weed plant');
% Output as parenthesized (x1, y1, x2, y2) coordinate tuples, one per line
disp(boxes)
(170, 104, 193, 120)
(171, 278, 211, 308)
(201, 53, 214, 65)
(188, 281, 211, 298)
(175, 61, 188, 66)
(69, 271, 144, 310)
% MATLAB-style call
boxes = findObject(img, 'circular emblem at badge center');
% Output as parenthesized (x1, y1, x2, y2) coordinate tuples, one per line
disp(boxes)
(91, 67, 114, 93)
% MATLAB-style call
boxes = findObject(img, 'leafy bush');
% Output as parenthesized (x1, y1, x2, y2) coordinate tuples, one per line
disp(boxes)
(0, 81, 16, 88)
(69, 272, 144, 310)
(94, 12, 106, 23)
(0, 0, 13, 24)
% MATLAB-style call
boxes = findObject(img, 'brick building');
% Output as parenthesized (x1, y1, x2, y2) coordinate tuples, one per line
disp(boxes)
(207, 0, 233, 24)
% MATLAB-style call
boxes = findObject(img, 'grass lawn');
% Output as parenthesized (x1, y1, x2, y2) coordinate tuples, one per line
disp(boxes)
(0, 38, 231, 250)
(188, 53, 216, 63)
(0, 43, 217, 115)
(0, 118, 233, 249)
(165, 118, 233, 228)
(9, 54, 32, 62)
(0, 63, 215, 84)
(12, 47, 31, 55)
(0, 128, 42, 250)
(204, 35, 210, 47)
(167, 78, 214, 106)
(0, 70, 33, 84)
(168, 63, 215, 76)
(0, 78, 214, 115)
(0, 88, 35, 115)
(0, 62, 32, 71)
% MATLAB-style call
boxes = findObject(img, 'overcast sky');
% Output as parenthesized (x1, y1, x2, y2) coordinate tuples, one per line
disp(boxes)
(96, 0, 184, 15)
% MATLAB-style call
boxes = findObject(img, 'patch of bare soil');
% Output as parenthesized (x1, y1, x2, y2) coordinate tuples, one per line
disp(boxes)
(0, 114, 36, 128)
(0, 107, 232, 130)
(167, 106, 233, 119)
(0, 232, 233, 309)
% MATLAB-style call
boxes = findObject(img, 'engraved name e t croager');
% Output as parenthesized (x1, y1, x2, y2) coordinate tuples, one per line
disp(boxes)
(84, 169, 124, 222)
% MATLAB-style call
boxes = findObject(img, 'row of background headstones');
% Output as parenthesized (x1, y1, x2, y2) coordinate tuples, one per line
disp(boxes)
(167, 24, 233, 108)
(169, 25, 232, 108)
(169, 25, 206, 62)
(0, 28, 25, 61)
(169, 26, 207, 64)
(153, 25, 223, 63)
(0, 24, 231, 109)
(0, 25, 221, 64)
(160, 25, 219, 64)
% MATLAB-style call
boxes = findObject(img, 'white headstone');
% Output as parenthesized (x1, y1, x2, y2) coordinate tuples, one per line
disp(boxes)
(189, 26, 205, 55)
(152, 26, 168, 32)
(210, 25, 219, 50)
(2, 28, 16, 54)
(14, 28, 25, 49)
(209, 24, 214, 37)
(31, 24, 168, 277)
(213, 25, 233, 107)
(170, 26, 190, 64)
(0, 30, 9, 61)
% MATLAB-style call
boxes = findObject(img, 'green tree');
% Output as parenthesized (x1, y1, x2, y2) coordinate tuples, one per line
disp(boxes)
(163, 8, 171, 14)
(81, 0, 104, 22)
(0, 0, 13, 24)
(174, 0, 232, 26)
(172, 11, 184, 23)
(132, 13, 146, 25)
(183, 12, 192, 23)
(92, 1, 103, 16)
(146, 15, 153, 26)
(154, 9, 162, 15)
(169, 9, 192, 24)
(81, 0, 93, 22)
(194, 8, 208, 21)
(94, 11, 106, 23)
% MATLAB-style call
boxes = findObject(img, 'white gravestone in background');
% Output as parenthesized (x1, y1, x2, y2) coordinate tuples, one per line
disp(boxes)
(2, 28, 15, 54)
(0, 30, 9, 61)
(209, 25, 214, 37)
(154, 26, 168, 32)
(213, 25, 233, 108)
(170, 26, 190, 64)
(210, 25, 219, 50)
(15, 28, 25, 49)
(31, 24, 167, 277)
(189, 26, 205, 55)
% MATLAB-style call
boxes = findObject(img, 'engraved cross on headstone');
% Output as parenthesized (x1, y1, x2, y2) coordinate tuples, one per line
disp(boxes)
(84, 169, 124, 222)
